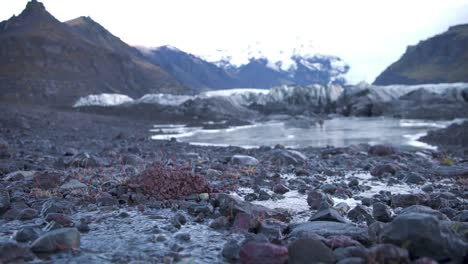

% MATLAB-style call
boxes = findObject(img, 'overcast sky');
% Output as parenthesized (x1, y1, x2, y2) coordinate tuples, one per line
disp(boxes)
(2, 0, 468, 83)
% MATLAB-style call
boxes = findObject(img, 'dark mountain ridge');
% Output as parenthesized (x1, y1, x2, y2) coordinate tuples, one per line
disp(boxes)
(0, 0, 188, 106)
(374, 23, 468, 85)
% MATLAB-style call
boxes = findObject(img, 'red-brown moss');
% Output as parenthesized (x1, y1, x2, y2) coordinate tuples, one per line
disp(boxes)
(128, 166, 211, 200)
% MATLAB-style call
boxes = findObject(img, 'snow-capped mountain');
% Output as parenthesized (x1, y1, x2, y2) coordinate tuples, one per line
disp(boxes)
(139, 44, 350, 90)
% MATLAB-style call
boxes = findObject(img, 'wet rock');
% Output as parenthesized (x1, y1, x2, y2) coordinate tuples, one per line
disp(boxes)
(412, 257, 439, 264)
(439, 207, 458, 219)
(231, 155, 259, 166)
(232, 212, 253, 233)
(453, 210, 468, 222)
(68, 152, 108, 168)
(206, 169, 222, 178)
(0, 138, 10, 158)
(309, 208, 347, 223)
(334, 246, 367, 261)
(337, 257, 366, 264)
(347, 205, 374, 225)
(77, 221, 90, 233)
(209, 216, 229, 229)
(175, 232, 191, 241)
(5, 170, 36, 181)
(287, 221, 370, 245)
(222, 239, 242, 261)
(272, 184, 290, 194)
(288, 238, 335, 264)
(391, 194, 424, 208)
(59, 179, 87, 191)
(367, 244, 410, 264)
(380, 213, 467, 262)
(239, 242, 288, 264)
(307, 190, 334, 210)
(215, 194, 288, 223)
(0, 242, 33, 263)
(34, 172, 61, 189)
(399, 205, 449, 220)
(361, 198, 373, 206)
(258, 190, 271, 201)
(368, 145, 395, 156)
(257, 218, 287, 241)
(403, 173, 426, 185)
(17, 208, 39, 220)
(372, 202, 392, 222)
(244, 193, 258, 201)
(31, 228, 80, 253)
(96, 192, 118, 206)
(267, 149, 307, 166)
(121, 153, 144, 166)
(335, 202, 351, 215)
(421, 184, 434, 193)
(370, 164, 397, 177)
(14, 227, 39, 243)
(324, 235, 362, 250)
(172, 212, 187, 226)
(0, 187, 10, 214)
(45, 213, 74, 227)
(320, 183, 337, 194)
(348, 178, 359, 187)
(41, 198, 75, 216)
(433, 165, 468, 177)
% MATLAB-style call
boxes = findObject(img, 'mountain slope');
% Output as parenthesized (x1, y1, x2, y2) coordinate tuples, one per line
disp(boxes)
(142, 45, 349, 89)
(143, 46, 238, 91)
(374, 24, 468, 85)
(0, 0, 187, 106)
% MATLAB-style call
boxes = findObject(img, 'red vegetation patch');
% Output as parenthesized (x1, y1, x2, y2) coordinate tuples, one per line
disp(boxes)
(128, 166, 211, 200)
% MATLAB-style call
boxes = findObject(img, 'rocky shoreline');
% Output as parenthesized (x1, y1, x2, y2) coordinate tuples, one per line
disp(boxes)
(0, 103, 467, 263)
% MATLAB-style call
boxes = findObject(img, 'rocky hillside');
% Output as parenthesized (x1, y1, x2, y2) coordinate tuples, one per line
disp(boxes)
(143, 46, 238, 92)
(374, 23, 468, 85)
(0, 0, 188, 106)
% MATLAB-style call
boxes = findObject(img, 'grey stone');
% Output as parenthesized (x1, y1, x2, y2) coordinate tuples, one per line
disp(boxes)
(288, 238, 336, 264)
(31, 228, 80, 253)
(230, 155, 259, 166)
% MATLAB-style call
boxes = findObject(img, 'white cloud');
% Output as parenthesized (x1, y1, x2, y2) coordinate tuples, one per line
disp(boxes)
(1, 0, 468, 83)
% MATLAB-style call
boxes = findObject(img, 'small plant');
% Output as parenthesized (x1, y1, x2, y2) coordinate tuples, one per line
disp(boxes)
(128, 166, 211, 200)
(441, 155, 455, 166)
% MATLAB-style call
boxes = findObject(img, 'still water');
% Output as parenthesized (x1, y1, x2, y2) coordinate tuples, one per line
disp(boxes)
(151, 117, 459, 149)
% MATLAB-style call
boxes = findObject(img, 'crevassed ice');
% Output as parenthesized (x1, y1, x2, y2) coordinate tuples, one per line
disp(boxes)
(73, 94, 134, 107)
(73, 82, 468, 108)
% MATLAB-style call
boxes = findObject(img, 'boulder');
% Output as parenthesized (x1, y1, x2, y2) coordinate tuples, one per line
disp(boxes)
(41, 198, 75, 216)
(307, 190, 334, 210)
(266, 149, 307, 166)
(370, 164, 398, 177)
(380, 213, 467, 261)
(368, 145, 395, 156)
(366, 244, 410, 264)
(0, 138, 10, 158)
(309, 208, 347, 223)
(287, 221, 370, 245)
(399, 205, 449, 220)
(372, 202, 392, 222)
(239, 242, 288, 264)
(34, 172, 62, 189)
(391, 194, 425, 208)
(231, 155, 259, 166)
(272, 184, 290, 194)
(59, 179, 87, 191)
(0, 242, 33, 263)
(31, 228, 80, 253)
(288, 238, 335, 264)
(0, 188, 10, 215)
(347, 205, 374, 225)
(403, 173, 426, 185)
